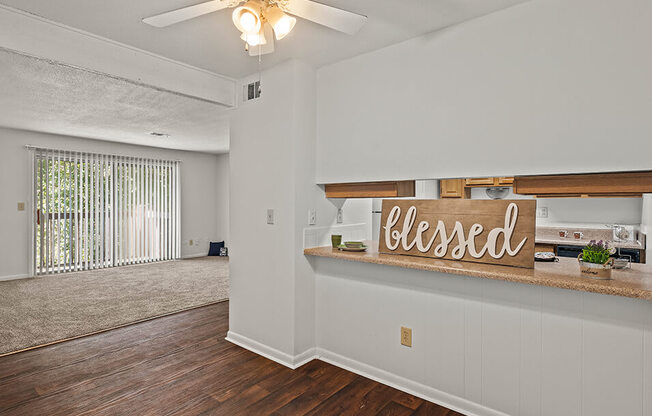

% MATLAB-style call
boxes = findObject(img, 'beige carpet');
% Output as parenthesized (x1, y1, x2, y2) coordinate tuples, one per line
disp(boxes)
(0, 257, 229, 356)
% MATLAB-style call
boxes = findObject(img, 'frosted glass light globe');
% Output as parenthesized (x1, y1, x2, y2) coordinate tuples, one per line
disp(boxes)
(239, 11, 257, 33)
(274, 17, 293, 37)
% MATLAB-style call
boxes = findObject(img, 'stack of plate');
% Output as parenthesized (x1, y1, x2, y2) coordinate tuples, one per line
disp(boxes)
(338, 241, 367, 252)
(534, 252, 558, 262)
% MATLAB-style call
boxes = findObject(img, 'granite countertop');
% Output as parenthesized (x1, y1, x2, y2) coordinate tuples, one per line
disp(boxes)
(304, 243, 652, 300)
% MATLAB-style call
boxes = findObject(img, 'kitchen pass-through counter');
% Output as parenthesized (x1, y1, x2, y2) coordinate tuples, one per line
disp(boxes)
(305, 242, 652, 300)
(305, 241, 652, 416)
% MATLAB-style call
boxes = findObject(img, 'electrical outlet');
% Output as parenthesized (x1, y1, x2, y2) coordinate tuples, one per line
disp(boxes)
(189, 239, 194, 246)
(308, 208, 316, 225)
(17, 202, 25, 211)
(536, 207, 548, 218)
(336, 208, 343, 224)
(267, 209, 274, 225)
(400, 326, 412, 347)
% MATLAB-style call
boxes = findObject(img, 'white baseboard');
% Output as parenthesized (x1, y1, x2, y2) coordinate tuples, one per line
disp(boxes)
(223, 333, 505, 416)
(316, 348, 508, 416)
(225, 331, 317, 370)
(0, 273, 31, 282)
(293, 347, 318, 369)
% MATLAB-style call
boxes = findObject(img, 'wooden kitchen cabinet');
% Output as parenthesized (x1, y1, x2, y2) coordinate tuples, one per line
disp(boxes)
(464, 177, 514, 187)
(325, 181, 415, 198)
(513, 172, 652, 197)
(440, 179, 470, 198)
(465, 177, 497, 187)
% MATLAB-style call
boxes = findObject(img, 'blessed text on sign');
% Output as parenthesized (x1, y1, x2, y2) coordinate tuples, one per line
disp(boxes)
(379, 200, 536, 268)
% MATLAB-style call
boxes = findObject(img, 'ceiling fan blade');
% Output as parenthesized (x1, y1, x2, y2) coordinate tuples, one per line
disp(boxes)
(248, 24, 275, 56)
(285, 0, 367, 35)
(142, 0, 231, 28)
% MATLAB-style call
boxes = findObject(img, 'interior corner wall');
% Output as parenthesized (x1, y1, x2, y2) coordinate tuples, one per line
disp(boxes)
(215, 153, 230, 247)
(315, 0, 652, 183)
(0, 127, 226, 278)
(229, 59, 365, 361)
(291, 61, 319, 356)
(290, 62, 375, 355)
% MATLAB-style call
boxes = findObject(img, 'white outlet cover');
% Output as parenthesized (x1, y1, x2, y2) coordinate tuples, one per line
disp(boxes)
(309, 208, 317, 225)
(336, 209, 343, 224)
(267, 209, 274, 225)
(536, 207, 549, 218)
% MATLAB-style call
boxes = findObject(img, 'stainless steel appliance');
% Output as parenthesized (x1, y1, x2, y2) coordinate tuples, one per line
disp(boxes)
(556, 244, 642, 263)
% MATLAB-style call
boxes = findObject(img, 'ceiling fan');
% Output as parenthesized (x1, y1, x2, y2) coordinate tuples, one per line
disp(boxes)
(142, 0, 367, 56)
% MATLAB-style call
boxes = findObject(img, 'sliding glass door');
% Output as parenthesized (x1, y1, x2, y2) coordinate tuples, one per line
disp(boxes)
(31, 148, 180, 275)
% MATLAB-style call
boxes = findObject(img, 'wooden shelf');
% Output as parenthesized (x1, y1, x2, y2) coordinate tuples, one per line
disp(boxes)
(324, 181, 415, 198)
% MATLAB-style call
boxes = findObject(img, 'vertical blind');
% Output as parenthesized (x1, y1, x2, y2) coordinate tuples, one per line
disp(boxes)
(30, 148, 181, 275)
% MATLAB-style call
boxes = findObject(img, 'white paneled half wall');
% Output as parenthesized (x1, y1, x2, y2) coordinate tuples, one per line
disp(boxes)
(312, 257, 652, 416)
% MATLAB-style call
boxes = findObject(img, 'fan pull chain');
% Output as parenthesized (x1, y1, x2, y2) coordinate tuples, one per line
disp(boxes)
(257, 44, 262, 97)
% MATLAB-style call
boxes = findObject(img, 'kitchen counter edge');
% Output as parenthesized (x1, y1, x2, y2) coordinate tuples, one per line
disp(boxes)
(304, 245, 652, 301)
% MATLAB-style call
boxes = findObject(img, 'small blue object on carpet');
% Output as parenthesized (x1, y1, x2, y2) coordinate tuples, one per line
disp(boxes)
(208, 241, 225, 256)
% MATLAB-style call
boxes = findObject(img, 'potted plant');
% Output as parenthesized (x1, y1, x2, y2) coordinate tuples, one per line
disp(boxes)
(578, 240, 615, 280)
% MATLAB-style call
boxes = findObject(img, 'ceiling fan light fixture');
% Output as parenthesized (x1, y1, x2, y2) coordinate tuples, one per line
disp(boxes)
(240, 23, 267, 46)
(232, 0, 263, 35)
(264, 5, 296, 40)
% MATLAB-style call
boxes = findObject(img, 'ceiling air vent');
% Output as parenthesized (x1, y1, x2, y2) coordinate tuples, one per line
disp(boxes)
(243, 80, 261, 102)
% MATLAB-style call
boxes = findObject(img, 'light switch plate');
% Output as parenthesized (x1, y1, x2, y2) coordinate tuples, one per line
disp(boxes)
(267, 209, 274, 225)
(308, 208, 316, 225)
(17, 202, 25, 211)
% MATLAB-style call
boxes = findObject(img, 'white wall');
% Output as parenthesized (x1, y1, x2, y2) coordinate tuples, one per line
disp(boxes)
(228, 60, 317, 359)
(642, 194, 652, 253)
(316, 0, 652, 183)
(215, 153, 230, 246)
(536, 197, 643, 226)
(228, 59, 374, 361)
(325, 198, 373, 240)
(469, 188, 644, 226)
(0, 127, 228, 278)
(229, 60, 300, 357)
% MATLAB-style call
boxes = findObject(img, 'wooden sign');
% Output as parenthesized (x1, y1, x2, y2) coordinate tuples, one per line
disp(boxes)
(379, 199, 536, 268)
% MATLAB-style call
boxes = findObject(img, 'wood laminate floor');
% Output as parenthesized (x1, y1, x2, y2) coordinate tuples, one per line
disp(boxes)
(0, 301, 462, 416)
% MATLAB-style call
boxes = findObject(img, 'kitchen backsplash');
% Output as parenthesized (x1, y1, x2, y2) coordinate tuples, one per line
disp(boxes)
(536, 224, 646, 249)
(303, 223, 368, 249)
